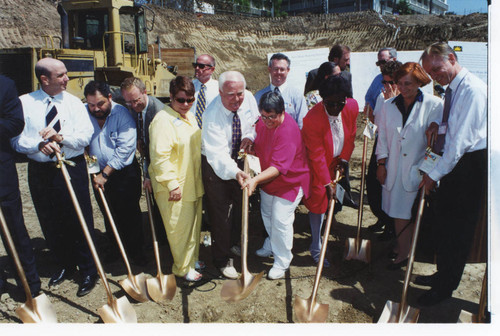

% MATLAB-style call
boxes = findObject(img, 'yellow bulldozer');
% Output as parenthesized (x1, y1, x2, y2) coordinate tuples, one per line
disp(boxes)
(0, 0, 194, 100)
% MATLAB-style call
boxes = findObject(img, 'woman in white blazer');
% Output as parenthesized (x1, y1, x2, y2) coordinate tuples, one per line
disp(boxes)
(376, 62, 443, 269)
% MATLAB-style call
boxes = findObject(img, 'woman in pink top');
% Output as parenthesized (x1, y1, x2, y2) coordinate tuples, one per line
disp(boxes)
(242, 91, 310, 280)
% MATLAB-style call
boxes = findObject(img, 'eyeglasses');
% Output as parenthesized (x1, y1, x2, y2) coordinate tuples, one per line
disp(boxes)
(125, 97, 142, 106)
(376, 60, 387, 66)
(382, 80, 395, 85)
(260, 114, 278, 121)
(192, 63, 213, 69)
(174, 97, 195, 104)
(323, 100, 346, 109)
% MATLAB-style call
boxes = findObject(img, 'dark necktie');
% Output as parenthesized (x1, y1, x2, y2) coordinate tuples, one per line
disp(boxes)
(45, 97, 60, 133)
(274, 86, 281, 95)
(137, 111, 146, 157)
(434, 86, 452, 154)
(195, 84, 206, 129)
(231, 111, 241, 160)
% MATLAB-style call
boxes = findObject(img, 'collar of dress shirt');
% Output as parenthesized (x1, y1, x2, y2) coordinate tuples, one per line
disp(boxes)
(448, 67, 469, 92)
(270, 80, 288, 92)
(40, 89, 63, 103)
(141, 95, 150, 114)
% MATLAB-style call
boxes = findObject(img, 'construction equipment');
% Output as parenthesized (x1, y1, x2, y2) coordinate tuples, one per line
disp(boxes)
(0, 208, 57, 323)
(0, 0, 194, 99)
(221, 153, 265, 302)
(294, 171, 341, 323)
(55, 148, 136, 323)
(344, 109, 372, 263)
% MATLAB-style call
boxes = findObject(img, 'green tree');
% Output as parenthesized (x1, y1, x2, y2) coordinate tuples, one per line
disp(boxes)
(395, 0, 412, 15)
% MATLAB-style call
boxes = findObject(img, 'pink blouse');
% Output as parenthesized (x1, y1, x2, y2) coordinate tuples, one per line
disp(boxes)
(254, 113, 310, 202)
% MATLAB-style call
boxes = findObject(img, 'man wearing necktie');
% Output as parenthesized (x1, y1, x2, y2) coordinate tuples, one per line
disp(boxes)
(11, 58, 98, 297)
(120, 77, 168, 244)
(418, 42, 487, 306)
(191, 54, 219, 129)
(201, 71, 259, 279)
(254, 53, 308, 129)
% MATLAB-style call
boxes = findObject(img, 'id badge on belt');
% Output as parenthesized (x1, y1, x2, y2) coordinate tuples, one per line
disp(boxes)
(419, 147, 441, 175)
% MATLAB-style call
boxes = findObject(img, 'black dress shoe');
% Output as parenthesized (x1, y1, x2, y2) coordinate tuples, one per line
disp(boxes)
(417, 288, 452, 306)
(343, 197, 359, 209)
(386, 258, 408, 270)
(414, 273, 438, 287)
(368, 220, 385, 233)
(49, 268, 75, 287)
(378, 229, 396, 241)
(77, 274, 98, 297)
(387, 251, 398, 259)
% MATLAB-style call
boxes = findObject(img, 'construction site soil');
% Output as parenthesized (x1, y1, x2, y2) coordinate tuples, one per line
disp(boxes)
(0, 0, 489, 327)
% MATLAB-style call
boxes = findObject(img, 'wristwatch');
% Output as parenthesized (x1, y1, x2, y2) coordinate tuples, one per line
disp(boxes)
(377, 162, 385, 167)
(101, 171, 109, 179)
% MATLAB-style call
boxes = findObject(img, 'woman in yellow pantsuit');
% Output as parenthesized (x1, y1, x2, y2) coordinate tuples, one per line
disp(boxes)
(149, 76, 204, 281)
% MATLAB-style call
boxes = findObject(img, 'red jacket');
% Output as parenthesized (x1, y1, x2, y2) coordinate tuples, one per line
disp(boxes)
(301, 98, 358, 213)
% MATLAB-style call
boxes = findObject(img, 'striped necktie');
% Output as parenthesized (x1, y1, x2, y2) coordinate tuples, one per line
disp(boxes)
(231, 111, 241, 160)
(274, 86, 280, 95)
(45, 96, 60, 132)
(195, 84, 206, 129)
(434, 86, 452, 154)
(137, 111, 146, 157)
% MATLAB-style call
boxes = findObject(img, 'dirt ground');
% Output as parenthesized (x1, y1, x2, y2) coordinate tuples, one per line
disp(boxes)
(0, 117, 486, 325)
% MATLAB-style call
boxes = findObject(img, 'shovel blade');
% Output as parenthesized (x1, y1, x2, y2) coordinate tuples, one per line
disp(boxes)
(221, 271, 264, 303)
(146, 273, 177, 303)
(378, 300, 419, 323)
(294, 295, 329, 323)
(15, 293, 57, 323)
(344, 238, 371, 263)
(458, 310, 481, 323)
(119, 273, 149, 303)
(98, 296, 137, 323)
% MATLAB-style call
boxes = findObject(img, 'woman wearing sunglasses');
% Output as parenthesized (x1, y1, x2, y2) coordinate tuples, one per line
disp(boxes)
(148, 76, 204, 281)
(241, 91, 310, 280)
(375, 62, 443, 270)
(301, 75, 358, 267)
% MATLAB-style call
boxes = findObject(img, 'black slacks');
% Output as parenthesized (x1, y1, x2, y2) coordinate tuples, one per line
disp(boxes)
(432, 149, 487, 293)
(1, 188, 41, 294)
(28, 155, 97, 277)
(93, 159, 144, 258)
(201, 155, 242, 268)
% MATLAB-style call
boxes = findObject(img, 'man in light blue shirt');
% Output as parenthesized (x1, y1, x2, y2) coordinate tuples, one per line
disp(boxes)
(364, 47, 397, 110)
(255, 53, 308, 129)
(85, 81, 146, 266)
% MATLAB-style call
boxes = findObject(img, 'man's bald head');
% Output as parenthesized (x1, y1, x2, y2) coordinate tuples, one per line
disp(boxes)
(35, 58, 69, 96)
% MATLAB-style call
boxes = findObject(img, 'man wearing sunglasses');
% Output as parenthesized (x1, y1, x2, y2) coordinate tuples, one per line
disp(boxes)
(191, 54, 219, 129)
(255, 53, 308, 129)
(364, 47, 397, 111)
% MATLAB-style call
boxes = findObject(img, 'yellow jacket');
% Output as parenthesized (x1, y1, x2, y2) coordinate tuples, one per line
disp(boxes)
(149, 105, 204, 201)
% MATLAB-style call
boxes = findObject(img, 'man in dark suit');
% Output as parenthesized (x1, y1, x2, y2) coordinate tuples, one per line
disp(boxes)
(304, 44, 353, 98)
(0, 75, 41, 298)
(120, 77, 167, 244)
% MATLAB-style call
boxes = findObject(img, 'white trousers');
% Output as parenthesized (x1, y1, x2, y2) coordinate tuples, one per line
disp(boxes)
(259, 188, 303, 270)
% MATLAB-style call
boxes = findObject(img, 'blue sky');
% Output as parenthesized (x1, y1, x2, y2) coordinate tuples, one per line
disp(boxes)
(447, 0, 488, 14)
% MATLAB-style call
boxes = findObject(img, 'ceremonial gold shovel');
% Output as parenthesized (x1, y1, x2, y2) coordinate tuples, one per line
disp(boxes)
(221, 154, 264, 302)
(294, 171, 341, 323)
(378, 188, 426, 323)
(56, 149, 136, 322)
(345, 114, 371, 263)
(86, 156, 149, 303)
(0, 208, 57, 323)
(144, 188, 177, 302)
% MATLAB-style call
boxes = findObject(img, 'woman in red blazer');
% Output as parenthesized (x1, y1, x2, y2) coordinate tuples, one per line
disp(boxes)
(302, 76, 358, 266)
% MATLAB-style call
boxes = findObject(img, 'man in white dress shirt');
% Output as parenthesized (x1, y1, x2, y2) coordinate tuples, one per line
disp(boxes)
(417, 42, 487, 306)
(201, 71, 258, 279)
(11, 58, 98, 297)
(255, 53, 308, 129)
(191, 54, 219, 129)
